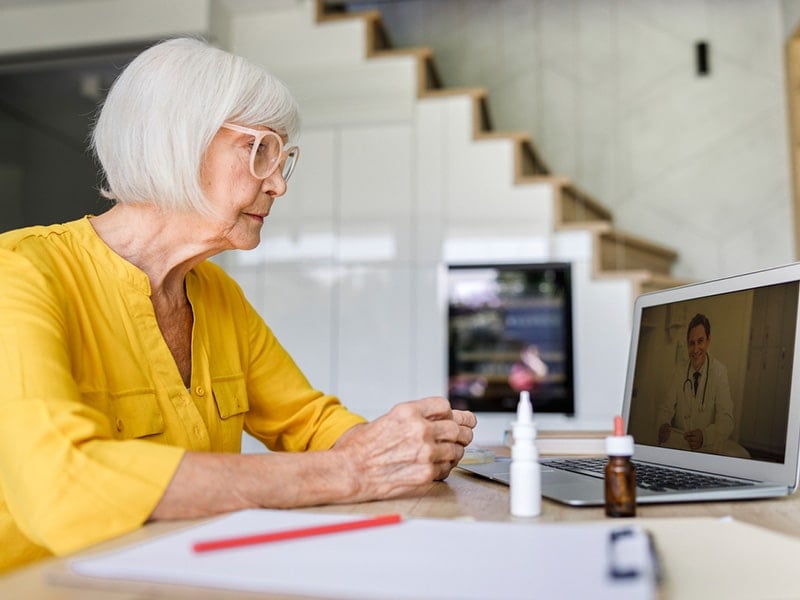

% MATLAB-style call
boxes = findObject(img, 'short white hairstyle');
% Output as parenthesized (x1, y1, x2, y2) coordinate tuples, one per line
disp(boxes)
(91, 37, 300, 213)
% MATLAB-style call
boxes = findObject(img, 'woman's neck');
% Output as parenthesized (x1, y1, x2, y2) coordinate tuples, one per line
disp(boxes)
(90, 203, 221, 296)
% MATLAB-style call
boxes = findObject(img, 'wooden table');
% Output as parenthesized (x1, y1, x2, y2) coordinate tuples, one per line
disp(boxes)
(3, 464, 800, 599)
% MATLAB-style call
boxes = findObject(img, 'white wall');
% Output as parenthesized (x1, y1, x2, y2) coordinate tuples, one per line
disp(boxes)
(0, 0, 214, 53)
(782, 0, 800, 36)
(373, 0, 796, 281)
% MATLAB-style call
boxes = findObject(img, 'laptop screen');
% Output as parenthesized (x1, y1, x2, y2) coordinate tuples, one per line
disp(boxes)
(627, 280, 799, 465)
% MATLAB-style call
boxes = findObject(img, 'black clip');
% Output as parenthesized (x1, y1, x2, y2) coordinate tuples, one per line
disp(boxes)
(607, 527, 662, 583)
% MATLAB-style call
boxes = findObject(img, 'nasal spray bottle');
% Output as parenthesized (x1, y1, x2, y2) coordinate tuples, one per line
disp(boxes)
(604, 415, 636, 518)
(510, 391, 541, 517)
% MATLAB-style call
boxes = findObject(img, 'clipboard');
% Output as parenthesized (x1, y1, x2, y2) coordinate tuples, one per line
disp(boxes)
(69, 509, 659, 600)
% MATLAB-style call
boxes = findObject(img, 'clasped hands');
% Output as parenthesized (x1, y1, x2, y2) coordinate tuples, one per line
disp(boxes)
(658, 423, 704, 450)
(333, 397, 477, 502)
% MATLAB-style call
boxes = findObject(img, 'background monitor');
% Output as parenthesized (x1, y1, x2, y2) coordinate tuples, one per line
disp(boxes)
(447, 262, 575, 414)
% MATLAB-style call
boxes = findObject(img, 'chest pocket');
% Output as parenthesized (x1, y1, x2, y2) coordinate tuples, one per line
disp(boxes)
(211, 376, 249, 452)
(110, 391, 165, 440)
(211, 376, 249, 420)
(81, 389, 165, 440)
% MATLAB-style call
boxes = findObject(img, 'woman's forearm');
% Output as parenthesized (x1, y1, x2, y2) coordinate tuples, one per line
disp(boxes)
(149, 449, 357, 520)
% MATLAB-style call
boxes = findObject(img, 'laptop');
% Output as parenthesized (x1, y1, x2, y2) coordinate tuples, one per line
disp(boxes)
(460, 263, 800, 505)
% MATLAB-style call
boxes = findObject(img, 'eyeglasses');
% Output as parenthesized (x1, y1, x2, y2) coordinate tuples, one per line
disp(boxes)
(221, 122, 300, 182)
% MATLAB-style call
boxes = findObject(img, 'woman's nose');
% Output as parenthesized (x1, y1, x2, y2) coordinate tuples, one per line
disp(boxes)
(261, 170, 287, 197)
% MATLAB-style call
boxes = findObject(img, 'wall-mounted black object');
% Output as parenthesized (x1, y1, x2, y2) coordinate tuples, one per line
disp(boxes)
(696, 41, 710, 76)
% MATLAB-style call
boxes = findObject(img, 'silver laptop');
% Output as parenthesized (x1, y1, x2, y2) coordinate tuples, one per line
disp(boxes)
(461, 263, 800, 505)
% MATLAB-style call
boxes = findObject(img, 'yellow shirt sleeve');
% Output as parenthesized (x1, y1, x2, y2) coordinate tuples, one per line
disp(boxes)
(0, 248, 184, 566)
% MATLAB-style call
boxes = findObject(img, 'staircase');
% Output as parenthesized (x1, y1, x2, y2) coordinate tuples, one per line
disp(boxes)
(317, 0, 688, 296)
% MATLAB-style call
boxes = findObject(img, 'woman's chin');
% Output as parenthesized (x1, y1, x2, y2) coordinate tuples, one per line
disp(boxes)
(238, 234, 262, 251)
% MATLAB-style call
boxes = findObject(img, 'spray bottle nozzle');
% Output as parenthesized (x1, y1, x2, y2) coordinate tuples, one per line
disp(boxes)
(516, 391, 533, 425)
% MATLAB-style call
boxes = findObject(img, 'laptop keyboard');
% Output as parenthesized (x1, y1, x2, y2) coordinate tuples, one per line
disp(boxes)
(541, 457, 755, 492)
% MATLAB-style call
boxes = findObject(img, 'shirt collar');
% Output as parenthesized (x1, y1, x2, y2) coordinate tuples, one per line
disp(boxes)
(76, 215, 152, 296)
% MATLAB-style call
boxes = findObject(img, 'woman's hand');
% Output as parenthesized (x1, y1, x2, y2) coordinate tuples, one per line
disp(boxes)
(333, 397, 476, 502)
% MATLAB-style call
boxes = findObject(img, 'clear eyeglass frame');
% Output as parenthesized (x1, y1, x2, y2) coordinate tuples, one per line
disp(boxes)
(221, 122, 300, 182)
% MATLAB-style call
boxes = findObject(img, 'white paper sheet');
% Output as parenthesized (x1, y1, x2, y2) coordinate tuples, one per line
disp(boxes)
(70, 509, 656, 600)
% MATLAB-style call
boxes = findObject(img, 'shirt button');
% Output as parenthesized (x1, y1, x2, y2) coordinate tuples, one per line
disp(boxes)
(194, 385, 205, 397)
(193, 425, 202, 437)
(115, 418, 124, 432)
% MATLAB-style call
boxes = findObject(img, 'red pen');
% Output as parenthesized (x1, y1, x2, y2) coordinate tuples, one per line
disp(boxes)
(192, 513, 403, 553)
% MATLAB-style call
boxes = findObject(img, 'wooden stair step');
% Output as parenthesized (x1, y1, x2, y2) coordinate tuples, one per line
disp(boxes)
(474, 133, 551, 177)
(520, 138, 551, 176)
(372, 47, 444, 96)
(559, 183, 613, 223)
(597, 225, 677, 275)
(637, 273, 694, 295)
(596, 270, 693, 298)
(558, 222, 677, 275)
(317, 4, 393, 54)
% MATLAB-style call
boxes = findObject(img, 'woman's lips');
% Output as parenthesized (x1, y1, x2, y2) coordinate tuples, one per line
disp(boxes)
(245, 212, 267, 223)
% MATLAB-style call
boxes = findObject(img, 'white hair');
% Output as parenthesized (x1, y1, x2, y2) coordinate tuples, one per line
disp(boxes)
(91, 37, 300, 213)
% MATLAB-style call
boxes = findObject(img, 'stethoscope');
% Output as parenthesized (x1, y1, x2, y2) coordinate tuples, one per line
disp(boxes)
(682, 359, 709, 409)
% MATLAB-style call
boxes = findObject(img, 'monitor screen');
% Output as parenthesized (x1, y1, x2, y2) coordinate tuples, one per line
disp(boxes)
(447, 262, 575, 414)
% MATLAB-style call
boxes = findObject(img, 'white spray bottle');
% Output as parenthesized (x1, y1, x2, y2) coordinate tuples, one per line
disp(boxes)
(510, 390, 541, 517)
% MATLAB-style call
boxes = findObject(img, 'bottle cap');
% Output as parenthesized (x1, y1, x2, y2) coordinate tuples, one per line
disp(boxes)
(605, 415, 634, 456)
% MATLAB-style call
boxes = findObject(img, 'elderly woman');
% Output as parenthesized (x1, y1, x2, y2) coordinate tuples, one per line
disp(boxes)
(0, 37, 476, 572)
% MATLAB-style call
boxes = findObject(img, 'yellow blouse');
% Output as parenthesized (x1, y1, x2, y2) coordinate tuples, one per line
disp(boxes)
(0, 217, 366, 572)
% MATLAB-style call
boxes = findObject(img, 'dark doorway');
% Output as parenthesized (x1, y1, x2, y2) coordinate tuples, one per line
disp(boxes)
(0, 44, 145, 232)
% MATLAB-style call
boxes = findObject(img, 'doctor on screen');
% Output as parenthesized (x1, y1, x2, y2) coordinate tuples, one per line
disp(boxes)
(657, 313, 734, 452)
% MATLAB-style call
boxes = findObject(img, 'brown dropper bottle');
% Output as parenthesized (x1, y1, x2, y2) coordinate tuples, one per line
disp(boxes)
(604, 415, 636, 518)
